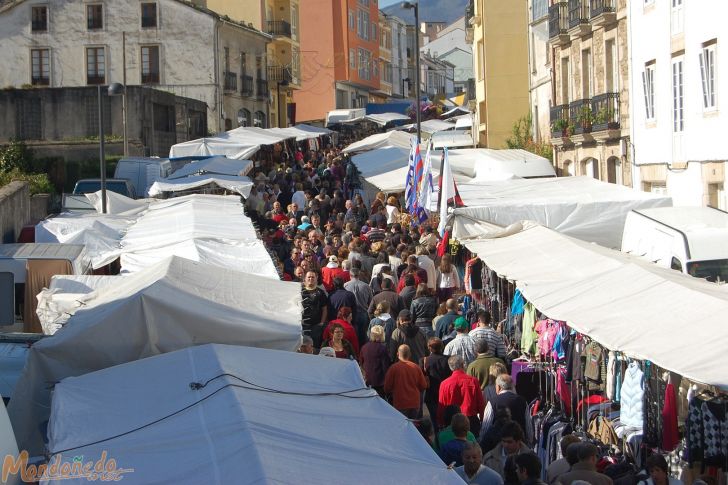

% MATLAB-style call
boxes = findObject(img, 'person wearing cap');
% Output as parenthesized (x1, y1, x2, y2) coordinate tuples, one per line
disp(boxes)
(388, 309, 428, 365)
(438, 354, 485, 433)
(320, 255, 350, 292)
(444, 317, 477, 366)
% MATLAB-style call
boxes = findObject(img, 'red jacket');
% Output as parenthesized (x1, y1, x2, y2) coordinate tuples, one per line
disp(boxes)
(321, 266, 350, 292)
(438, 369, 485, 426)
(322, 319, 360, 355)
(384, 360, 428, 411)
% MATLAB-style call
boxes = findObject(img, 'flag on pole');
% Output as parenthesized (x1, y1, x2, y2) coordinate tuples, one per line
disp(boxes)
(411, 142, 424, 217)
(404, 138, 417, 213)
(437, 147, 463, 236)
(416, 140, 434, 223)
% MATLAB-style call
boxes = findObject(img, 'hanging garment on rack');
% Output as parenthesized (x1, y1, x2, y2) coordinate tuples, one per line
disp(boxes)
(620, 362, 645, 429)
(643, 363, 666, 448)
(520, 303, 538, 354)
(662, 383, 679, 452)
(511, 289, 525, 315)
(583, 341, 607, 390)
(606, 351, 617, 401)
(515, 369, 554, 404)
(555, 367, 572, 415)
(588, 415, 620, 447)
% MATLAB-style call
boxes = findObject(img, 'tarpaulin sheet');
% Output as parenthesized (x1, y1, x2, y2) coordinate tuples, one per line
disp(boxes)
(167, 157, 253, 180)
(9, 256, 303, 455)
(45, 344, 463, 485)
(451, 177, 672, 248)
(147, 174, 254, 198)
(462, 224, 728, 390)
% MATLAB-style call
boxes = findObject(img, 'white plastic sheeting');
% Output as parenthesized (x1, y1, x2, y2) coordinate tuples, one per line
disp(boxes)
(9, 256, 304, 455)
(147, 174, 254, 198)
(343, 130, 414, 154)
(169, 127, 295, 160)
(117, 195, 276, 275)
(267, 124, 334, 141)
(84, 190, 150, 215)
(363, 112, 412, 126)
(46, 344, 462, 485)
(448, 149, 556, 181)
(35, 212, 136, 269)
(399, 119, 456, 134)
(450, 177, 672, 248)
(167, 157, 253, 179)
(462, 224, 728, 390)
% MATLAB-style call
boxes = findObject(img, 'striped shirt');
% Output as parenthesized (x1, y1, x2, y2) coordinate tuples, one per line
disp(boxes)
(468, 326, 507, 359)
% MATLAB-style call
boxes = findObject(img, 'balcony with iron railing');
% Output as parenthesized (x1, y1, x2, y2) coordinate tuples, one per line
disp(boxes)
(590, 0, 616, 27)
(267, 20, 292, 38)
(590, 92, 620, 133)
(550, 104, 571, 138)
(256, 78, 269, 98)
(267, 66, 292, 83)
(224, 71, 237, 92)
(569, 98, 592, 135)
(240, 74, 254, 97)
(567, 0, 591, 37)
(548, 2, 569, 45)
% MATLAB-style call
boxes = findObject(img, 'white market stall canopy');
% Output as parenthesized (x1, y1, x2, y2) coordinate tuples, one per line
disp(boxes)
(118, 195, 276, 275)
(267, 124, 334, 141)
(343, 130, 414, 154)
(167, 157, 253, 179)
(362, 112, 412, 126)
(147, 174, 254, 198)
(45, 344, 462, 485)
(10, 256, 304, 455)
(431, 130, 475, 149)
(461, 223, 728, 391)
(449, 148, 556, 181)
(169, 127, 296, 160)
(450, 177, 672, 248)
(399, 119, 455, 134)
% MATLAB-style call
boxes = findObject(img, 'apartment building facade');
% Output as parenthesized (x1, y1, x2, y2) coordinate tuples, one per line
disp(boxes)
(420, 17, 472, 95)
(548, 0, 631, 185)
(629, 0, 728, 208)
(293, 0, 380, 122)
(205, 0, 301, 128)
(388, 14, 409, 98)
(0, 0, 271, 133)
(468, 0, 529, 147)
(528, 0, 552, 144)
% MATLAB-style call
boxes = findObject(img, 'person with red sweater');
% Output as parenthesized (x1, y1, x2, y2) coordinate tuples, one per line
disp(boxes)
(383, 344, 428, 419)
(322, 307, 360, 355)
(438, 354, 485, 433)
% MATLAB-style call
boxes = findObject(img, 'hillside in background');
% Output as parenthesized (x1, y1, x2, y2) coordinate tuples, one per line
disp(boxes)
(382, 0, 468, 26)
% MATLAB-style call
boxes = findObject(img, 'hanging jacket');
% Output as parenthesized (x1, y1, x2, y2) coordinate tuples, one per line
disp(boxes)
(620, 362, 645, 429)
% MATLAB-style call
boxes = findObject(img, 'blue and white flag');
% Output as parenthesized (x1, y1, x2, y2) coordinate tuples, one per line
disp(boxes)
(416, 141, 434, 223)
(404, 137, 417, 214)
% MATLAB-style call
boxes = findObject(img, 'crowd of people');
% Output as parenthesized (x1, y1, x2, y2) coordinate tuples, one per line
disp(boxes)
(242, 141, 701, 484)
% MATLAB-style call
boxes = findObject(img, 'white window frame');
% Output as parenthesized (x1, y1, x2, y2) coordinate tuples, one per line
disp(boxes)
(642, 61, 656, 120)
(348, 9, 355, 30)
(30, 48, 50, 85)
(672, 56, 684, 132)
(140, 45, 160, 84)
(699, 42, 717, 111)
(671, 0, 684, 35)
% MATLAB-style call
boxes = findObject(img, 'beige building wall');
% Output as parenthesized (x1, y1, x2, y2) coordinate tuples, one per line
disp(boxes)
(470, 0, 529, 148)
(207, 0, 300, 127)
(549, 0, 631, 186)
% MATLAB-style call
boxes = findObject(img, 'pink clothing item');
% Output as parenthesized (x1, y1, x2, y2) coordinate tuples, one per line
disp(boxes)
(555, 367, 572, 415)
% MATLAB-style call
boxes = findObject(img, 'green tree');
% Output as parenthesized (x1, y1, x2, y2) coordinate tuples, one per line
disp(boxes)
(505, 113, 553, 163)
(0, 139, 33, 173)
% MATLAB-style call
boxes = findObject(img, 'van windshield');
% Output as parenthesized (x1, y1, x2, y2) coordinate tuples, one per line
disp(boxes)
(687, 260, 728, 283)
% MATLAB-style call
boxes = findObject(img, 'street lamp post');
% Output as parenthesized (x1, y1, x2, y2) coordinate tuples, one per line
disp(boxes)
(277, 79, 290, 128)
(98, 82, 125, 214)
(401, 1, 421, 144)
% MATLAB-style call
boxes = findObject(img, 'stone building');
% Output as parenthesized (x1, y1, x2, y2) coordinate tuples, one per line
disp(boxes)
(548, 0, 631, 185)
(0, 0, 271, 133)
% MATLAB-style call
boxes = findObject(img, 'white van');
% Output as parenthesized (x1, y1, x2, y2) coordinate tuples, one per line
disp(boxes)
(114, 157, 173, 198)
(621, 207, 728, 282)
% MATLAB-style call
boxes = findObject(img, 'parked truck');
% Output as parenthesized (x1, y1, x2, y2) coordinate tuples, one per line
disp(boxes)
(621, 206, 728, 282)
